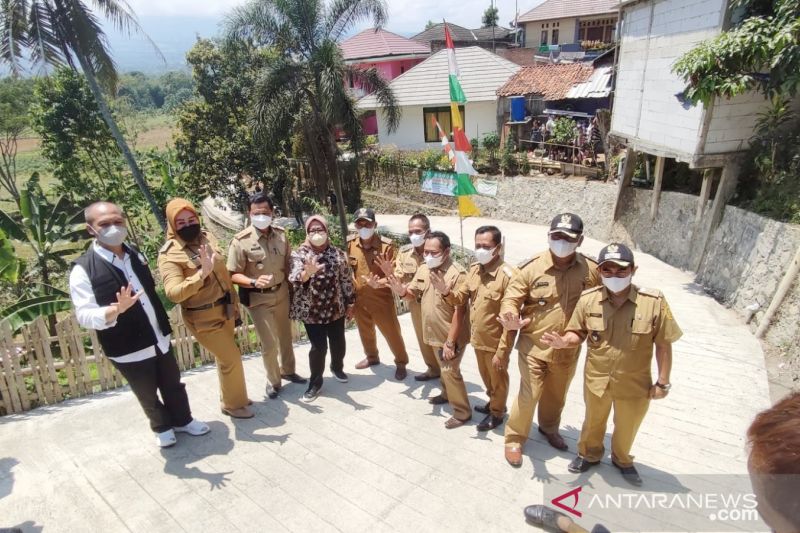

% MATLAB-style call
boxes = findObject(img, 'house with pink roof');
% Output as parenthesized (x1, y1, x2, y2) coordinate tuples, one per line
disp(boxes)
(340, 28, 430, 135)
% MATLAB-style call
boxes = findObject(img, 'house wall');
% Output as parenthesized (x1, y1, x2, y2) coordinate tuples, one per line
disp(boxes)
(704, 91, 772, 154)
(610, 0, 729, 159)
(375, 101, 498, 150)
(350, 58, 426, 97)
(524, 18, 578, 47)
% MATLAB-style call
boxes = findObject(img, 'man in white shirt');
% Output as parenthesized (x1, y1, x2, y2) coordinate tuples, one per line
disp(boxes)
(69, 202, 209, 448)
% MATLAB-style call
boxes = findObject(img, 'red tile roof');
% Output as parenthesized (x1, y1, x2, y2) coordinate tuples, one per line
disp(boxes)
(341, 28, 430, 61)
(496, 63, 594, 99)
(519, 0, 619, 23)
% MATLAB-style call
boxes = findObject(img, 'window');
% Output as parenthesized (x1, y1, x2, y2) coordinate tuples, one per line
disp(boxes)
(552, 29, 559, 45)
(423, 106, 466, 142)
(540, 30, 548, 45)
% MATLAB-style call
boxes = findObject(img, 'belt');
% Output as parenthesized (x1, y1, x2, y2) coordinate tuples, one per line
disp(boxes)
(251, 282, 283, 294)
(185, 297, 227, 312)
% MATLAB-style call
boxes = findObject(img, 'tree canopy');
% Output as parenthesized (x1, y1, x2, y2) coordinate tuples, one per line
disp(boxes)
(673, 0, 800, 104)
(482, 5, 499, 28)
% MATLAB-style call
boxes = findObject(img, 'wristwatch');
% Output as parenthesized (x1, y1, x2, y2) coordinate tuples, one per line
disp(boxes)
(655, 382, 672, 391)
(249, 278, 257, 288)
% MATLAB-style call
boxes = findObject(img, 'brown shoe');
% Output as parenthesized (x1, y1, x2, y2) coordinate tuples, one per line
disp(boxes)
(538, 427, 568, 451)
(505, 445, 523, 468)
(355, 357, 380, 369)
(444, 416, 470, 429)
(221, 406, 254, 419)
(428, 394, 448, 405)
(394, 365, 407, 380)
(414, 372, 440, 381)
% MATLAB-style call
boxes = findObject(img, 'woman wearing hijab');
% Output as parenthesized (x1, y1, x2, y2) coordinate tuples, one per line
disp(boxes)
(158, 198, 252, 418)
(288, 215, 356, 402)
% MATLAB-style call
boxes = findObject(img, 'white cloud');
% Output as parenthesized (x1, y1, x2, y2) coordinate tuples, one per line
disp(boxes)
(124, 0, 530, 33)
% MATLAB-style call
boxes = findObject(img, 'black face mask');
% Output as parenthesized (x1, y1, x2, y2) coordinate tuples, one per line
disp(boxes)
(177, 223, 201, 242)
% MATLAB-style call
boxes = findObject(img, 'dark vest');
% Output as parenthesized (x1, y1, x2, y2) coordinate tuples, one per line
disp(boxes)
(72, 245, 172, 358)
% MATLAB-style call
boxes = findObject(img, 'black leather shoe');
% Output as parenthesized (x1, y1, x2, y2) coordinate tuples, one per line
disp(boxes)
(477, 414, 504, 431)
(474, 402, 490, 414)
(524, 504, 567, 529)
(266, 383, 279, 399)
(414, 372, 440, 382)
(428, 394, 448, 405)
(613, 460, 643, 486)
(568, 455, 600, 473)
(282, 373, 308, 384)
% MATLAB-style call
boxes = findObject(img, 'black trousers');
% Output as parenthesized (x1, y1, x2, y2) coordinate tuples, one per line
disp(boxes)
(304, 317, 346, 389)
(110, 347, 192, 433)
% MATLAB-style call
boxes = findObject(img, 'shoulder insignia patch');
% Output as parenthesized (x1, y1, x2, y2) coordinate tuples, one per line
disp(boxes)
(233, 227, 252, 240)
(400, 243, 413, 252)
(581, 285, 603, 296)
(502, 265, 516, 278)
(517, 256, 536, 268)
(159, 240, 174, 254)
(346, 234, 357, 242)
(380, 235, 394, 245)
(638, 287, 662, 298)
(272, 225, 285, 232)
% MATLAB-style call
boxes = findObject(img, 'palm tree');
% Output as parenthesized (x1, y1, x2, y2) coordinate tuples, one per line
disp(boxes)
(225, 0, 400, 238)
(0, 0, 167, 229)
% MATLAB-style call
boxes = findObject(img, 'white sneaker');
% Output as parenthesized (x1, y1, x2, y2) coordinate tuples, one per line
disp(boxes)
(156, 429, 177, 447)
(173, 419, 210, 436)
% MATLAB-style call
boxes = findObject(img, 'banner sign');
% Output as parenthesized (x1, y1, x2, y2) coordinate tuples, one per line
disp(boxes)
(421, 170, 457, 196)
(475, 178, 498, 197)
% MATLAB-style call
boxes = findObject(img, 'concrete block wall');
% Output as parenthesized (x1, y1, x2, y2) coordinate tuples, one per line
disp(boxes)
(705, 92, 772, 154)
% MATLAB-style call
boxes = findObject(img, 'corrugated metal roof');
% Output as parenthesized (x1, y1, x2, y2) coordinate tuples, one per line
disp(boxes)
(358, 47, 520, 109)
(340, 28, 430, 61)
(518, 0, 618, 23)
(566, 65, 612, 98)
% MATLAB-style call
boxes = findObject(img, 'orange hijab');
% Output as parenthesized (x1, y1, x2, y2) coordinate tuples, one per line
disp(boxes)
(165, 198, 198, 242)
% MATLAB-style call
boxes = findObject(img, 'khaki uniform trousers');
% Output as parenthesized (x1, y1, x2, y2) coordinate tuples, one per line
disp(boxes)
(578, 385, 650, 467)
(247, 286, 296, 387)
(409, 300, 439, 376)
(183, 306, 249, 410)
(435, 346, 471, 421)
(474, 349, 509, 418)
(505, 350, 579, 446)
(354, 292, 409, 365)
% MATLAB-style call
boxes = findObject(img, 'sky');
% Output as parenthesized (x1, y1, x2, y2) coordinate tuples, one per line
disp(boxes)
(122, 0, 535, 34)
(100, 0, 544, 72)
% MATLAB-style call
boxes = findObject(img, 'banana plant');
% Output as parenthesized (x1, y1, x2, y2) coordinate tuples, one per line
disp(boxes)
(0, 176, 87, 332)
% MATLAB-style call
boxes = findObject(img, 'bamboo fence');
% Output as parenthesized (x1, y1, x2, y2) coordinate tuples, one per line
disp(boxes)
(0, 306, 296, 416)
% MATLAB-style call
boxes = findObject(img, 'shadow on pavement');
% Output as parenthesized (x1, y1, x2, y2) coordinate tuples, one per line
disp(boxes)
(0, 458, 18, 502)
(160, 420, 237, 490)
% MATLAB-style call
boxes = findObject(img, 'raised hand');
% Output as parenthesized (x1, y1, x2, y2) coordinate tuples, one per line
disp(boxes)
(429, 270, 453, 295)
(496, 312, 532, 331)
(361, 273, 383, 289)
(386, 274, 408, 297)
(114, 284, 143, 314)
(253, 274, 274, 289)
(374, 252, 394, 277)
(303, 257, 324, 279)
(541, 331, 568, 349)
(198, 244, 217, 278)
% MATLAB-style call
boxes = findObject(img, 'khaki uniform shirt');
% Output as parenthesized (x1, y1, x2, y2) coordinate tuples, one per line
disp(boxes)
(446, 259, 518, 356)
(394, 244, 423, 284)
(346, 234, 396, 303)
(226, 225, 290, 306)
(567, 285, 683, 399)
(158, 231, 235, 308)
(408, 258, 470, 349)
(498, 251, 600, 362)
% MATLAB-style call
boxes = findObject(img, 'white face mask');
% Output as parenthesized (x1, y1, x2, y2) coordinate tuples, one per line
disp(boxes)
(358, 227, 375, 240)
(602, 274, 632, 294)
(309, 232, 327, 247)
(549, 237, 579, 258)
(424, 253, 444, 269)
(409, 233, 426, 248)
(95, 224, 127, 247)
(474, 247, 497, 265)
(251, 214, 272, 230)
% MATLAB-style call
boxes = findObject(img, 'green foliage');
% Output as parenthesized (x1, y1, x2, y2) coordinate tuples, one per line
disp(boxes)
(117, 70, 193, 111)
(500, 141, 519, 175)
(0, 77, 35, 201)
(482, 5, 499, 27)
(0, 293, 72, 334)
(0, 228, 18, 282)
(673, 0, 800, 104)
(482, 132, 500, 163)
(551, 117, 576, 144)
(175, 38, 282, 211)
(735, 96, 800, 222)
